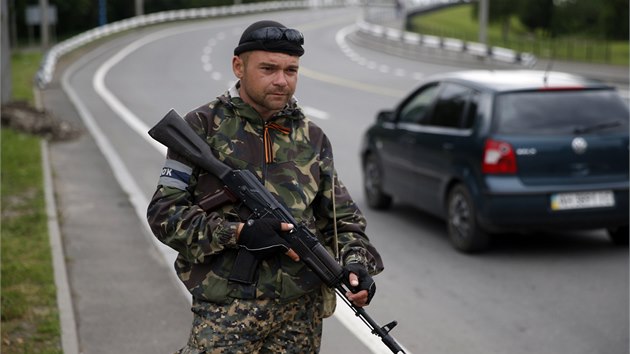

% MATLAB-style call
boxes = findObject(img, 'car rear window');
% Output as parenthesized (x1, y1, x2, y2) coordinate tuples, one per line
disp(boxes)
(494, 89, 629, 135)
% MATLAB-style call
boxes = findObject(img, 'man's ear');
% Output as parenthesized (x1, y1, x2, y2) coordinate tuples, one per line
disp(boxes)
(232, 55, 244, 79)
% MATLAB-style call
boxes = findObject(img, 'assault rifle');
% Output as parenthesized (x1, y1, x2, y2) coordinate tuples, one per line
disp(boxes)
(149, 109, 406, 354)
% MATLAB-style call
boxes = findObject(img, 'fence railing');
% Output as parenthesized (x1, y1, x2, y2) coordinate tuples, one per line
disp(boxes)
(357, 4, 538, 67)
(410, 23, 615, 64)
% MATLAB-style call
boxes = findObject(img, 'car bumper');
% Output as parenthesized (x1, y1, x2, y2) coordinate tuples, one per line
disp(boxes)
(476, 178, 629, 232)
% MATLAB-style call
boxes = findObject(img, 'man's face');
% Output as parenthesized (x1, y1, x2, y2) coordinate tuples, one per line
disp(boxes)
(232, 50, 299, 120)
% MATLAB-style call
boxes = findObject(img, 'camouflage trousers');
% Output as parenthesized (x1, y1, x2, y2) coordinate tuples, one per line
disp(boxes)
(176, 293, 323, 354)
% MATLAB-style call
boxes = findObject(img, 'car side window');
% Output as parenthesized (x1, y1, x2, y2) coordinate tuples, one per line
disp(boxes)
(461, 91, 479, 129)
(399, 84, 440, 124)
(428, 83, 476, 129)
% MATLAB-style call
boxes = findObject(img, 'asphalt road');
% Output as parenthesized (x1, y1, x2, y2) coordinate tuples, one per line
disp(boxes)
(46, 6, 629, 354)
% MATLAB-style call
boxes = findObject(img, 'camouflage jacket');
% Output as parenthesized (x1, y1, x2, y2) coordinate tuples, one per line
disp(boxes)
(147, 84, 383, 304)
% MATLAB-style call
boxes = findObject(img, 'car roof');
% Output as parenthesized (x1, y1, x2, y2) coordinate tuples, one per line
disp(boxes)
(429, 70, 612, 93)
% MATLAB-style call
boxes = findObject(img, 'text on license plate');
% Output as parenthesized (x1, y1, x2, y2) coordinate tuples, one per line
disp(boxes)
(551, 191, 615, 211)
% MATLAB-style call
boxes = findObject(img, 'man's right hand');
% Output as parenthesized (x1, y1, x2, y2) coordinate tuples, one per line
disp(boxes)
(237, 219, 300, 261)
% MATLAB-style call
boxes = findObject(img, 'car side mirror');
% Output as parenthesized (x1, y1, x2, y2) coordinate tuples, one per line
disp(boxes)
(376, 110, 395, 123)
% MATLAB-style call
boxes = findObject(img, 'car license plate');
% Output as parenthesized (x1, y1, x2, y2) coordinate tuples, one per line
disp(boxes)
(551, 191, 615, 211)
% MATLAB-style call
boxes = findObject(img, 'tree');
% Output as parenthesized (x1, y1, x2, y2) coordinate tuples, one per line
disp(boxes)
(518, 0, 554, 35)
(601, 0, 628, 40)
(472, 0, 521, 43)
(600, 0, 630, 40)
(10, 0, 247, 45)
(551, 0, 628, 40)
(551, 0, 600, 37)
(1, 0, 11, 104)
(470, 0, 628, 41)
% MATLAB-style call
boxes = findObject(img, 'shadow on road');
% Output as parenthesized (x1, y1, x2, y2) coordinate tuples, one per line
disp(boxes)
(370, 203, 625, 257)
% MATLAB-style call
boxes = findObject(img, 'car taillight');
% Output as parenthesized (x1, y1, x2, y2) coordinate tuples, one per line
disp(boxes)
(482, 139, 517, 174)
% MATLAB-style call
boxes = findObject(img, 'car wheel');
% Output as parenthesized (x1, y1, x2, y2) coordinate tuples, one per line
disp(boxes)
(446, 184, 489, 253)
(607, 225, 629, 246)
(363, 153, 392, 210)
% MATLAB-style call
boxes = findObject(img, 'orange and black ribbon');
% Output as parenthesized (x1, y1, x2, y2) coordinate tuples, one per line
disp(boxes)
(263, 123, 291, 164)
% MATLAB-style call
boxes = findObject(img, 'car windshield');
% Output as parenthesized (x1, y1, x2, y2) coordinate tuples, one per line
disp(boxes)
(494, 89, 629, 135)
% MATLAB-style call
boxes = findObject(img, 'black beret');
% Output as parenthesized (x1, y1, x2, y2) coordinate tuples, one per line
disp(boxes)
(234, 20, 305, 57)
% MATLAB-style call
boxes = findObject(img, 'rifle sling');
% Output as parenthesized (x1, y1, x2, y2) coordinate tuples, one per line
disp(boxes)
(198, 187, 238, 211)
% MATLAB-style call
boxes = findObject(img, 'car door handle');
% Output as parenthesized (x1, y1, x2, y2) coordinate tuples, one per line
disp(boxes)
(442, 143, 454, 151)
(401, 136, 415, 145)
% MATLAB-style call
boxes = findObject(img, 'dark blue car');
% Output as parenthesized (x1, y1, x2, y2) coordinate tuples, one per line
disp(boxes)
(360, 70, 629, 252)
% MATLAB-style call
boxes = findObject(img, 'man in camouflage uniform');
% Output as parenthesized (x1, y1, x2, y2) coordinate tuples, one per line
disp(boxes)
(147, 20, 384, 353)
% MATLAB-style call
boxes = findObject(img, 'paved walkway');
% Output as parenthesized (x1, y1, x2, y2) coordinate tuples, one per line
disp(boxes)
(41, 57, 191, 354)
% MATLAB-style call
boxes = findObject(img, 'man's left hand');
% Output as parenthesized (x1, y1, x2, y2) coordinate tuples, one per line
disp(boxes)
(343, 263, 376, 307)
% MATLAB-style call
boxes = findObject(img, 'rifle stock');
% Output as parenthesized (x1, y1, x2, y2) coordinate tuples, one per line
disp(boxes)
(148, 109, 406, 354)
(148, 109, 232, 179)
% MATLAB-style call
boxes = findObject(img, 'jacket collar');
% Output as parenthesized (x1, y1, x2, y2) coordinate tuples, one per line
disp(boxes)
(218, 81, 304, 125)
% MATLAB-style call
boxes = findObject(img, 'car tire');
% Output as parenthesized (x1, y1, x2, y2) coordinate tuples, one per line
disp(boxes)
(363, 153, 393, 210)
(446, 184, 489, 253)
(607, 225, 629, 246)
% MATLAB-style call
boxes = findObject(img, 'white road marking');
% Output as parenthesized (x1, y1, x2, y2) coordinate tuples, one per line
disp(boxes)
(201, 31, 227, 81)
(303, 105, 330, 120)
(336, 24, 423, 82)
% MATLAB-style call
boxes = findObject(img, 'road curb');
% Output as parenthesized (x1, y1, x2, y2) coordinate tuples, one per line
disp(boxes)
(41, 140, 80, 354)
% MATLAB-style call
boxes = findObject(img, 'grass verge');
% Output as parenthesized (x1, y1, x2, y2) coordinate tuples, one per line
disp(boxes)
(408, 3, 629, 66)
(1, 51, 63, 353)
(10, 51, 43, 101)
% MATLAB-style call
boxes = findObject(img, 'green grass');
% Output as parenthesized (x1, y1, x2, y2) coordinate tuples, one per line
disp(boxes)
(10, 51, 42, 102)
(408, 3, 629, 66)
(1, 51, 62, 353)
(408, 4, 527, 41)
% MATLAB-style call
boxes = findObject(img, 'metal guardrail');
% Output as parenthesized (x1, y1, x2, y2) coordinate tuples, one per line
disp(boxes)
(358, 0, 537, 67)
(35, 0, 351, 88)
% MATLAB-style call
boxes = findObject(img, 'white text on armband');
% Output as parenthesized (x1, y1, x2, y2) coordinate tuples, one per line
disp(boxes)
(159, 159, 193, 190)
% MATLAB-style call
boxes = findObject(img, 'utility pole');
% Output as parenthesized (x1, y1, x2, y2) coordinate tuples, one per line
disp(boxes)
(478, 0, 488, 45)
(135, 0, 143, 16)
(99, 0, 107, 26)
(10, 0, 17, 49)
(1, 0, 11, 104)
(40, 0, 49, 49)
